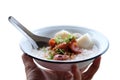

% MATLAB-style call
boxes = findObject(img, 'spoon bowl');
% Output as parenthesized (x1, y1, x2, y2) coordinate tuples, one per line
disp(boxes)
(8, 16, 50, 49)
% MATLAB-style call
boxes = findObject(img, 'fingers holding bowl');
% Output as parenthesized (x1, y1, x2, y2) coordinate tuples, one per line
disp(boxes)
(82, 56, 101, 80)
(70, 57, 101, 80)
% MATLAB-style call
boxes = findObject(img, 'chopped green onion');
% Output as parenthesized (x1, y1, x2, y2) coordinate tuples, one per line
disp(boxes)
(47, 51, 54, 59)
(55, 49, 65, 54)
(54, 34, 76, 44)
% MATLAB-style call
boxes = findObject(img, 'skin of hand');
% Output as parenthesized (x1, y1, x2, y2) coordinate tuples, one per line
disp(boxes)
(22, 53, 101, 80)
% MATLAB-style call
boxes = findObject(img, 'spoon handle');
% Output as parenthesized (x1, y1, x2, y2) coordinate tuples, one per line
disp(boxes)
(8, 16, 35, 39)
(8, 16, 38, 49)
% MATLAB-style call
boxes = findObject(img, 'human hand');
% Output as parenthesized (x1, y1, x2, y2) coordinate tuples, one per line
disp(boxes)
(22, 53, 101, 80)
(22, 53, 69, 80)
(68, 57, 101, 80)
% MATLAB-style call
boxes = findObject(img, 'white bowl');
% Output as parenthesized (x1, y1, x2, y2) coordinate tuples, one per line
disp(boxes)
(20, 25, 109, 71)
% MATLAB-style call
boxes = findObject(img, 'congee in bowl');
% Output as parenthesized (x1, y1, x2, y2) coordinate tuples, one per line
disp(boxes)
(20, 26, 109, 71)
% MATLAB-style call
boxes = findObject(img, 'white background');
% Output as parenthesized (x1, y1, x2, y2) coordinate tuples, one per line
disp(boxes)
(0, 0, 120, 80)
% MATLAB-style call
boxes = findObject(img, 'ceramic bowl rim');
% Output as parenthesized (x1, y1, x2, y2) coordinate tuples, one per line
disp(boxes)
(20, 25, 109, 64)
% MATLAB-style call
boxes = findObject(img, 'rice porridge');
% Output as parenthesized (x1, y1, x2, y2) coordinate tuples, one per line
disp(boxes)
(31, 30, 99, 61)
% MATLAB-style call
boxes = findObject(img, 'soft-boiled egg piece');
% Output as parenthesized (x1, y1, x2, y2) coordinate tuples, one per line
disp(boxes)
(77, 33, 94, 49)
(55, 30, 71, 39)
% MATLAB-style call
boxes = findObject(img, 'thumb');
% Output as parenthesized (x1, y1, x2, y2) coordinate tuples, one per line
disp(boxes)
(22, 53, 37, 70)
